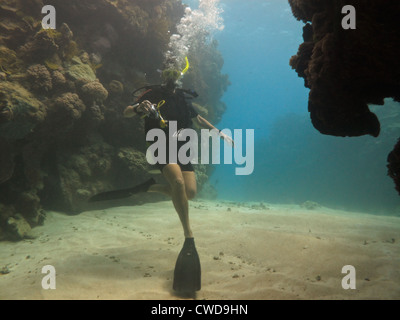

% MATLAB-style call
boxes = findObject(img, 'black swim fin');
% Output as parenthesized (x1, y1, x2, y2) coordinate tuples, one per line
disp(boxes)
(173, 238, 201, 293)
(88, 178, 156, 202)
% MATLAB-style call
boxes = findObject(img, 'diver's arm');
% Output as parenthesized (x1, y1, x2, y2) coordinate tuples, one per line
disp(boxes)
(123, 100, 152, 118)
(123, 105, 137, 118)
(194, 115, 234, 147)
(194, 115, 217, 131)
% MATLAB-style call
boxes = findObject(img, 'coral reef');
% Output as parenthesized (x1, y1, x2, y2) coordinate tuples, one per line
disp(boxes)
(26, 64, 53, 92)
(387, 139, 400, 196)
(80, 80, 109, 104)
(288, 0, 400, 194)
(0, 46, 22, 74)
(65, 57, 97, 82)
(51, 70, 67, 89)
(116, 147, 150, 176)
(0, 0, 228, 240)
(5, 214, 32, 241)
(0, 81, 46, 140)
(52, 93, 86, 120)
(19, 29, 61, 63)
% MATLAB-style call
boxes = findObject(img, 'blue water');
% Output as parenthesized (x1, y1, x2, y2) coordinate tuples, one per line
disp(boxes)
(187, 0, 400, 214)
(211, 0, 307, 195)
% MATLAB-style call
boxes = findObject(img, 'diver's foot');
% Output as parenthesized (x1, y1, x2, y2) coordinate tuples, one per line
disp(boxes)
(184, 231, 193, 239)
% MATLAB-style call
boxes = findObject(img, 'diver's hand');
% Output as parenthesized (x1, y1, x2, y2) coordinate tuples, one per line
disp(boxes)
(123, 100, 153, 118)
(219, 131, 234, 147)
(137, 100, 153, 115)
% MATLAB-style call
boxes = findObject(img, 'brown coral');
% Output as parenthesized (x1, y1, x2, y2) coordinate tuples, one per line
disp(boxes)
(388, 139, 400, 196)
(53, 92, 86, 120)
(0, 46, 21, 74)
(0, 81, 46, 140)
(27, 64, 52, 92)
(18, 29, 60, 63)
(51, 70, 66, 88)
(289, 0, 400, 138)
(6, 214, 32, 240)
(288, 0, 400, 193)
(80, 80, 108, 104)
(87, 104, 105, 126)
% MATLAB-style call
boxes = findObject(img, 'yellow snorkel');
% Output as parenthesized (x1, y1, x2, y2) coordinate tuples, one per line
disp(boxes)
(181, 56, 190, 77)
(161, 57, 190, 83)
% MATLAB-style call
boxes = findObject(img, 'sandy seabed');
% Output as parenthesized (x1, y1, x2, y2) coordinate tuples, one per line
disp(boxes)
(0, 199, 399, 300)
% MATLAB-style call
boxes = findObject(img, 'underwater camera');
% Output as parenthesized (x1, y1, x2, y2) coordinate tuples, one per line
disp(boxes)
(135, 101, 167, 128)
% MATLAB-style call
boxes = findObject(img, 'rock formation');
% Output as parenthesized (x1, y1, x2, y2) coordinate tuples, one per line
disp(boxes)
(0, 0, 228, 240)
(288, 0, 400, 194)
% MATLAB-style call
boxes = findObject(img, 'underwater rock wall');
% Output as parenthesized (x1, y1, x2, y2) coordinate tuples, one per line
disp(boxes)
(288, 0, 400, 194)
(0, 0, 228, 240)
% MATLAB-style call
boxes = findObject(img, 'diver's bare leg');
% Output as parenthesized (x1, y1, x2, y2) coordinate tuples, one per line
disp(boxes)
(182, 171, 197, 200)
(161, 164, 193, 238)
(148, 171, 197, 199)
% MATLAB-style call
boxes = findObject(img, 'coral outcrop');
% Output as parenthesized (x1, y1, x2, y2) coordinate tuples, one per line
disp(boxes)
(27, 64, 52, 92)
(65, 57, 97, 82)
(388, 139, 400, 195)
(288, 0, 400, 194)
(80, 80, 109, 104)
(52, 93, 86, 120)
(0, 81, 46, 140)
(0, 0, 228, 240)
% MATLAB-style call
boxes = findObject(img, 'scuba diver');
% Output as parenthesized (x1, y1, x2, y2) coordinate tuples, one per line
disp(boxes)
(91, 57, 233, 293)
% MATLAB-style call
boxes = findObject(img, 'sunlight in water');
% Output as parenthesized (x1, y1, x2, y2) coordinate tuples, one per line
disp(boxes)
(164, 0, 224, 70)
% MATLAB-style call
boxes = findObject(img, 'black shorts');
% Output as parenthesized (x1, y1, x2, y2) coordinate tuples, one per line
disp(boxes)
(157, 161, 194, 173)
